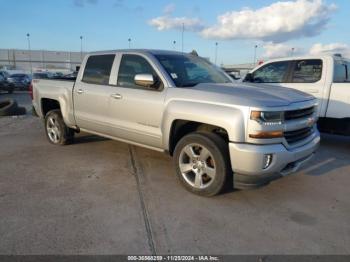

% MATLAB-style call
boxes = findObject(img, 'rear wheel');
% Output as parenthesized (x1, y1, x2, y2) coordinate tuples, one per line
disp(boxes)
(45, 109, 74, 145)
(173, 132, 231, 196)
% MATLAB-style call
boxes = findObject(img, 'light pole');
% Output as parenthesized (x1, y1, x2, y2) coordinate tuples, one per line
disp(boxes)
(214, 42, 218, 65)
(181, 23, 184, 53)
(26, 33, 32, 74)
(291, 47, 295, 56)
(253, 44, 258, 67)
(128, 38, 132, 49)
(173, 40, 176, 50)
(80, 36, 83, 62)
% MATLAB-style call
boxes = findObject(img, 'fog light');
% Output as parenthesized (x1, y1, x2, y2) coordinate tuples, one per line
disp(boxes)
(263, 154, 273, 169)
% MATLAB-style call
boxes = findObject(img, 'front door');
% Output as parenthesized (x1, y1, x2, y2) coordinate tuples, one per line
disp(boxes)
(108, 54, 166, 149)
(277, 59, 326, 115)
(250, 59, 326, 115)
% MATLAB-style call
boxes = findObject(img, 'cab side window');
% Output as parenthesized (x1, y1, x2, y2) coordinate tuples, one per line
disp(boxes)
(117, 54, 162, 90)
(291, 59, 322, 83)
(252, 62, 290, 83)
(334, 61, 350, 83)
(82, 55, 115, 85)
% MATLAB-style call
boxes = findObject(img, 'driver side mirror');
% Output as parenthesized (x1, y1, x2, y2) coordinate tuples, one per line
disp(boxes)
(134, 74, 155, 88)
(244, 73, 254, 82)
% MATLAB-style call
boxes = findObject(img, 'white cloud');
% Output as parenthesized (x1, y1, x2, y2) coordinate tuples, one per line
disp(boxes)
(201, 0, 336, 42)
(262, 42, 303, 59)
(163, 3, 176, 15)
(149, 3, 205, 32)
(149, 16, 204, 32)
(310, 43, 350, 57)
(261, 42, 350, 60)
(74, 0, 97, 7)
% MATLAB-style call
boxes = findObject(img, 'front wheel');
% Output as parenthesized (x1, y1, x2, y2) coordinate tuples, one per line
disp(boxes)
(173, 132, 231, 196)
(44, 109, 74, 145)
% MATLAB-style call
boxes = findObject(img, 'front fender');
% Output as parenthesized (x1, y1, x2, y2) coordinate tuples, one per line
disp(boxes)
(161, 100, 248, 150)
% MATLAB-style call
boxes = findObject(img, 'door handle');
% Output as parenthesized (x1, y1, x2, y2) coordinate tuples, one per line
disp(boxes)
(111, 93, 123, 99)
(77, 89, 84, 94)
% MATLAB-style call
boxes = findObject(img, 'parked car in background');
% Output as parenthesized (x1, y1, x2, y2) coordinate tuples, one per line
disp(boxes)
(7, 73, 31, 90)
(244, 54, 350, 135)
(33, 72, 54, 79)
(0, 70, 10, 79)
(52, 72, 64, 78)
(0, 74, 7, 90)
(0, 71, 14, 93)
(32, 49, 319, 196)
(227, 72, 241, 81)
(61, 71, 78, 80)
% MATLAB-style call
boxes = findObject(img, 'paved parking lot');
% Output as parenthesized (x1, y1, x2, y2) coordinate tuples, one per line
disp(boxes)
(0, 92, 350, 254)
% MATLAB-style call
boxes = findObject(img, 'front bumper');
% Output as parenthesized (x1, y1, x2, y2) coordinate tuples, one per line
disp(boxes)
(229, 132, 320, 189)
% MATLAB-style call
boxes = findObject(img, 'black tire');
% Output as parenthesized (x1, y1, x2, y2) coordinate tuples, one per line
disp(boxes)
(13, 106, 26, 115)
(44, 109, 74, 145)
(0, 99, 18, 116)
(173, 132, 231, 196)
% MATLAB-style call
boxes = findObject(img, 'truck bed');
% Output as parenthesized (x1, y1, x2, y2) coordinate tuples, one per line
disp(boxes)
(32, 79, 76, 122)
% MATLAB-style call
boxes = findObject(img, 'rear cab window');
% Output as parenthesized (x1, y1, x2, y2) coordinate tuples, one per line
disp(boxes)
(82, 54, 115, 85)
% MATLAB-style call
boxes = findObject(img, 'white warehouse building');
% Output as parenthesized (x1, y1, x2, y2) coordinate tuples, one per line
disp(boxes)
(0, 49, 87, 74)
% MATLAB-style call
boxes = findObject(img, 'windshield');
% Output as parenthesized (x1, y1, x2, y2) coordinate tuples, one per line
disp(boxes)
(155, 54, 232, 87)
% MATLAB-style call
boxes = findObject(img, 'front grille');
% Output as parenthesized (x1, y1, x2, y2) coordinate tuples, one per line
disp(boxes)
(285, 106, 315, 120)
(284, 127, 313, 144)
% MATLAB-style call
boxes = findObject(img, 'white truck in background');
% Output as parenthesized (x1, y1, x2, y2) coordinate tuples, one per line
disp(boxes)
(244, 54, 350, 135)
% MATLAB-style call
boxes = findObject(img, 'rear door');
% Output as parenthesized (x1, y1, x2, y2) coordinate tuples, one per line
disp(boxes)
(326, 60, 350, 119)
(107, 53, 167, 149)
(73, 54, 116, 134)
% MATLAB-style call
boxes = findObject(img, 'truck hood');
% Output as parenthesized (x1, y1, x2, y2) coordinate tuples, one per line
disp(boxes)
(185, 82, 315, 108)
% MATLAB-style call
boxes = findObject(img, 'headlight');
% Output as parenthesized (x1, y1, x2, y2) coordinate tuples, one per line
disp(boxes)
(251, 111, 284, 123)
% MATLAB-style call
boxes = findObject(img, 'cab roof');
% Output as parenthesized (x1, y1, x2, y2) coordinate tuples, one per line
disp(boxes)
(87, 49, 187, 56)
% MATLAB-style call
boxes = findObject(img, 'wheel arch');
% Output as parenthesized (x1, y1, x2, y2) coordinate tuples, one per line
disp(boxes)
(162, 101, 246, 155)
(41, 98, 61, 116)
(168, 120, 230, 155)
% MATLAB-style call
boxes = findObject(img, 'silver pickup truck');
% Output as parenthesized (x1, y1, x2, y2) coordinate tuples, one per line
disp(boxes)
(32, 49, 320, 196)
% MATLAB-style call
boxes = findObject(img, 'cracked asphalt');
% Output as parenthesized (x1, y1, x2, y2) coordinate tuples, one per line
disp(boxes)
(0, 92, 349, 255)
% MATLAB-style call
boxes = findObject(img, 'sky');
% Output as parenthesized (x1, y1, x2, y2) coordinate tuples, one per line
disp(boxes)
(0, 0, 349, 64)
